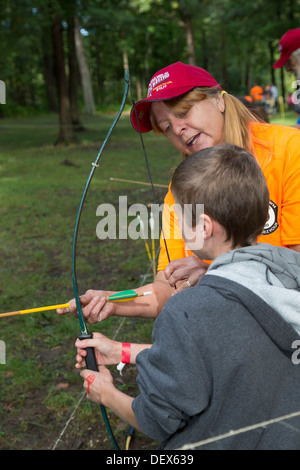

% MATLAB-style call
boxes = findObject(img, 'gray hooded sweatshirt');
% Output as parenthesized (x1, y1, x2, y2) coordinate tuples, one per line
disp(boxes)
(207, 243, 300, 335)
(133, 244, 300, 450)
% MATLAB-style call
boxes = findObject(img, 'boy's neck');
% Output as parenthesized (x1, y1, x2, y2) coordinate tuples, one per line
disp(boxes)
(208, 240, 257, 260)
(190, 217, 257, 261)
(199, 220, 236, 260)
(204, 238, 237, 260)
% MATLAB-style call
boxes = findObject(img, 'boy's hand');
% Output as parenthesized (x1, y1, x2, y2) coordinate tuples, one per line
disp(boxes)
(75, 332, 122, 368)
(81, 367, 114, 405)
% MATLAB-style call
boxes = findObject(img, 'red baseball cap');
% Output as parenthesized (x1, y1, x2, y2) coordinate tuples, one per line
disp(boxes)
(273, 28, 300, 68)
(130, 62, 221, 133)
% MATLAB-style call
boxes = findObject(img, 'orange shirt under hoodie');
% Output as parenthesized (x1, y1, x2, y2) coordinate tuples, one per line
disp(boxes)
(157, 122, 300, 271)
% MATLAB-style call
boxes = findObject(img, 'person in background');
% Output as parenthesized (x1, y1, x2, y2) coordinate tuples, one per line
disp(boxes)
(57, 61, 300, 324)
(263, 84, 272, 115)
(76, 144, 300, 450)
(250, 83, 264, 102)
(273, 28, 300, 129)
(270, 83, 278, 113)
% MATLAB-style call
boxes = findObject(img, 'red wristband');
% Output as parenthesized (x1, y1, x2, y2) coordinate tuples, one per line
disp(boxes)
(121, 343, 131, 364)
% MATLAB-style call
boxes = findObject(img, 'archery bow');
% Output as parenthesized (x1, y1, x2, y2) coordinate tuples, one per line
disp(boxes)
(72, 70, 129, 450)
(72, 70, 171, 451)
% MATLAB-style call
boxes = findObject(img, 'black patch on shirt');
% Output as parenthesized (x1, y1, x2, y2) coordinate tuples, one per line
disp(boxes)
(263, 200, 279, 235)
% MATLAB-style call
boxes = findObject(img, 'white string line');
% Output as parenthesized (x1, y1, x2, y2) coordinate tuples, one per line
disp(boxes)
(52, 263, 155, 450)
(52, 391, 86, 450)
(178, 410, 300, 450)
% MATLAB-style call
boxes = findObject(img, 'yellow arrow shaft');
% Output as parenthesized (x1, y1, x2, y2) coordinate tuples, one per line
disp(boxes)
(0, 291, 152, 318)
(0, 303, 70, 318)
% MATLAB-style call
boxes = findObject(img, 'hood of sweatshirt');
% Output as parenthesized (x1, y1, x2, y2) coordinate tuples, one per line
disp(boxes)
(207, 243, 300, 335)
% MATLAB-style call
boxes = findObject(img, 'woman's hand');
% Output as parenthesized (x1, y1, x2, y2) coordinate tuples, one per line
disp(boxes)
(164, 256, 209, 292)
(57, 289, 116, 323)
(75, 332, 121, 368)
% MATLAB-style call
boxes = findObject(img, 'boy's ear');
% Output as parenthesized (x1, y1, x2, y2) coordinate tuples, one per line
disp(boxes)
(199, 213, 213, 239)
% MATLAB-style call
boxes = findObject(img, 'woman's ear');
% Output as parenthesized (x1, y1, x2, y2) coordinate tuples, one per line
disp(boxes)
(217, 94, 225, 113)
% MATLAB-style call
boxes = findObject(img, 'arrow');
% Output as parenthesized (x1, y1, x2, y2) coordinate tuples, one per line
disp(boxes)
(0, 303, 70, 318)
(105, 289, 152, 302)
(110, 177, 168, 188)
(0, 290, 152, 318)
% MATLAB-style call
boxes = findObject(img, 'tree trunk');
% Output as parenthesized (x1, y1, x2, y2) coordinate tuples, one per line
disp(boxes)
(200, 27, 208, 70)
(220, 26, 228, 90)
(136, 77, 142, 101)
(68, 14, 84, 131)
(42, 31, 57, 113)
(182, 11, 196, 66)
(269, 41, 276, 85)
(280, 67, 285, 104)
(122, 48, 130, 76)
(74, 16, 95, 115)
(245, 57, 251, 94)
(52, 13, 74, 144)
(95, 50, 104, 104)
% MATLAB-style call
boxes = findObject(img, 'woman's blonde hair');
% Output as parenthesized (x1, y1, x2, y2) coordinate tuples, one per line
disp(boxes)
(149, 87, 259, 159)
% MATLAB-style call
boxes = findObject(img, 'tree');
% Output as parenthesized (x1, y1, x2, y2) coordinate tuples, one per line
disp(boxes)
(51, 10, 74, 143)
(67, 13, 85, 129)
(74, 15, 95, 115)
(1, 0, 300, 120)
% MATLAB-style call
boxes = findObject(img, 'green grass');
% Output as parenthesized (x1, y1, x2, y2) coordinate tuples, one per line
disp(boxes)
(269, 108, 298, 126)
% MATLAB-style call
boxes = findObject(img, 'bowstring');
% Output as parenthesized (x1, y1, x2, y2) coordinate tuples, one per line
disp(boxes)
(130, 92, 171, 265)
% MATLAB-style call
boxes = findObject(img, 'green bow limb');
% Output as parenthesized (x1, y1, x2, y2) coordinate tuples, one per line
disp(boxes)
(71, 71, 130, 451)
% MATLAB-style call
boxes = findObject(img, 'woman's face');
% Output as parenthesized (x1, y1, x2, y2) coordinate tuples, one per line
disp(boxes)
(151, 96, 225, 155)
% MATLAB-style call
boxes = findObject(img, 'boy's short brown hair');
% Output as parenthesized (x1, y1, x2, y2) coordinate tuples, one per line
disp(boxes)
(171, 144, 269, 248)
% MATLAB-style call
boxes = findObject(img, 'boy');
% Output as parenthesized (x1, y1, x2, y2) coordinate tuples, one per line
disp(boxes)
(77, 144, 300, 450)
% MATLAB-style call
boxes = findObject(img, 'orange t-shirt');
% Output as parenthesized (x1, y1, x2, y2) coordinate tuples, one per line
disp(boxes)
(157, 122, 300, 271)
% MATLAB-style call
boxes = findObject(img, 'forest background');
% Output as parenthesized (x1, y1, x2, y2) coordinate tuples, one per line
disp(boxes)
(0, 0, 300, 452)
(1, 0, 300, 139)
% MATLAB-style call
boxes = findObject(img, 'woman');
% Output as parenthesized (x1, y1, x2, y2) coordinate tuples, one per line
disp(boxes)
(57, 61, 300, 323)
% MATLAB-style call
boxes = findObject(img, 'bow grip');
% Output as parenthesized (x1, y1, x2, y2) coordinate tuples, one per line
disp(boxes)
(78, 333, 98, 371)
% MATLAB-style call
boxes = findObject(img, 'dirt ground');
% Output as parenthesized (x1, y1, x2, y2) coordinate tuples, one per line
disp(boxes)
(0, 336, 158, 451)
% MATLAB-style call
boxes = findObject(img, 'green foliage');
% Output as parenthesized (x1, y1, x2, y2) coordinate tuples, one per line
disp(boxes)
(1, 0, 299, 118)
